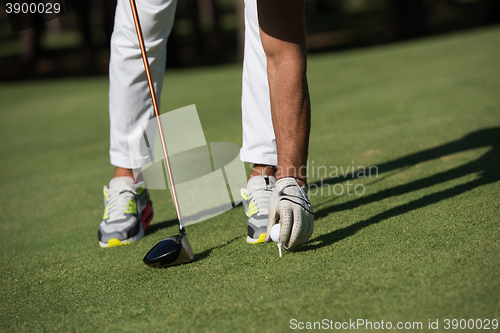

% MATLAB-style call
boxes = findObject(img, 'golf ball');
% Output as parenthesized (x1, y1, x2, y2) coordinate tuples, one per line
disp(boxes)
(270, 223, 281, 243)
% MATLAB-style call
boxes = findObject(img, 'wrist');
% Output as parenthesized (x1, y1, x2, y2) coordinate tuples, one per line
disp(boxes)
(277, 176, 307, 187)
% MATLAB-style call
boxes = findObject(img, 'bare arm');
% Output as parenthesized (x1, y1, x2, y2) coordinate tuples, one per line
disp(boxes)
(257, 0, 311, 185)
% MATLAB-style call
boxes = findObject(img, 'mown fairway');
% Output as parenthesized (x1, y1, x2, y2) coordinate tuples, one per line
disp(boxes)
(1, 27, 499, 332)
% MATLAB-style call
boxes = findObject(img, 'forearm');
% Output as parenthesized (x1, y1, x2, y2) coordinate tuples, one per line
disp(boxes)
(257, 0, 310, 185)
(267, 53, 310, 183)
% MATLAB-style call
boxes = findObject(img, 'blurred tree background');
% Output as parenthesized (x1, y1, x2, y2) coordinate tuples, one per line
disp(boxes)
(0, 0, 498, 80)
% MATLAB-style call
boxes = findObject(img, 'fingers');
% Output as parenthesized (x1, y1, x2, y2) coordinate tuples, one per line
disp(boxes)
(279, 205, 293, 246)
(284, 206, 310, 251)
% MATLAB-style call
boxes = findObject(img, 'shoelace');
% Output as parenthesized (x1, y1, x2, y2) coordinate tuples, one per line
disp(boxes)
(106, 186, 137, 221)
(248, 183, 274, 215)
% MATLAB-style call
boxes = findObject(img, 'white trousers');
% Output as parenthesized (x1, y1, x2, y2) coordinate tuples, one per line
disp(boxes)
(109, 0, 277, 169)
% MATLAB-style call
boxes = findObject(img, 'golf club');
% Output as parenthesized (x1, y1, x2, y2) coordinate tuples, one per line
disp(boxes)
(129, 0, 195, 268)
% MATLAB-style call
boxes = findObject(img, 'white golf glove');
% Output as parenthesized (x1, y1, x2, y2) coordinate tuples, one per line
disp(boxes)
(265, 177, 314, 250)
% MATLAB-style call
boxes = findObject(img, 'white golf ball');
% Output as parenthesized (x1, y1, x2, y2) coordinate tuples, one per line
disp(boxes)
(270, 223, 281, 243)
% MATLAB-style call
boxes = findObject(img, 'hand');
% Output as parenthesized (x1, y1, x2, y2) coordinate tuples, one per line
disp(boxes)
(265, 177, 314, 250)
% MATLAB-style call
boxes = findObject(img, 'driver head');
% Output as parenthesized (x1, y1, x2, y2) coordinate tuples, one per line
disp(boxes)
(143, 232, 194, 268)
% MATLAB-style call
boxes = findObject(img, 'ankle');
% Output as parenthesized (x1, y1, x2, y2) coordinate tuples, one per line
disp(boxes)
(113, 167, 135, 180)
(250, 164, 277, 179)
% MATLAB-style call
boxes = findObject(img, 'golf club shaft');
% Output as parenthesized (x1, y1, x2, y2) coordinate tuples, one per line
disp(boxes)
(129, 0, 184, 231)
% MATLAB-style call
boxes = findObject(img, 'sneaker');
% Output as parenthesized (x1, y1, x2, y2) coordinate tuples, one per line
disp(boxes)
(98, 176, 154, 247)
(241, 175, 276, 243)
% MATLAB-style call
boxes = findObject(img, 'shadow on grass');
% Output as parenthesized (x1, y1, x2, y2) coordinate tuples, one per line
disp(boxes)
(298, 127, 500, 252)
(145, 219, 178, 237)
(193, 236, 244, 263)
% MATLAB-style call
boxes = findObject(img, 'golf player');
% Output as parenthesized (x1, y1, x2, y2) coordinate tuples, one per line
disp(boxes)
(99, 0, 314, 252)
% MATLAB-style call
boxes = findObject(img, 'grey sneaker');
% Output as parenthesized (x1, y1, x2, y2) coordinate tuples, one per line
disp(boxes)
(98, 177, 154, 247)
(240, 175, 276, 243)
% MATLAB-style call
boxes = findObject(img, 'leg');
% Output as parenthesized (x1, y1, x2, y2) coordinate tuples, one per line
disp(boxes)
(241, 0, 277, 176)
(99, 0, 177, 248)
(240, 0, 279, 244)
(109, 0, 177, 175)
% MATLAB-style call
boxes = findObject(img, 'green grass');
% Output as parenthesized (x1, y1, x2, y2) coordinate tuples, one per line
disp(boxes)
(1, 26, 499, 332)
